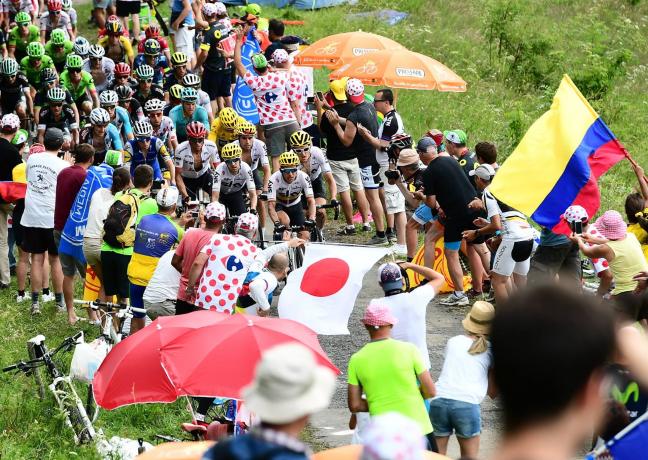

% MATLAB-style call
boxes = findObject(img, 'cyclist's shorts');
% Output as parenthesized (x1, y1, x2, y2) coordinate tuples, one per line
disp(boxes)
(276, 202, 305, 227)
(360, 164, 381, 190)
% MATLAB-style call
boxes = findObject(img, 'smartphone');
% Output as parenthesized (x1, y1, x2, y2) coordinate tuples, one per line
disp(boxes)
(316, 91, 324, 101)
(570, 220, 584, 234)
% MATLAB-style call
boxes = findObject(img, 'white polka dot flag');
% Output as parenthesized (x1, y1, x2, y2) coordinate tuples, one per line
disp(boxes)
(195, 234, 259, 313)
(278, 244, 390, 335)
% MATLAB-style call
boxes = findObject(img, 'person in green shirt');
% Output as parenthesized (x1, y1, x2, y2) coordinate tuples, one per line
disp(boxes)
(19, 41, 54, 88)
(59, 53, 99, 117)
(45, 29, 74, 73)
(100, 164, 158, 305)
(347, 303, 438, 451)
(7, 12, 40, 62)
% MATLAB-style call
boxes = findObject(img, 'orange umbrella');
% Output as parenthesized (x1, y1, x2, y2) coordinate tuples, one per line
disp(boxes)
(329, 49, 467, 92)
(293, 31, 404, 69)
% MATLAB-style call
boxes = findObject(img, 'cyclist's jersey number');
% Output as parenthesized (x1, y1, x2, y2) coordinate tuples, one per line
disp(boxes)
(212, 161, 255, 195)
(267, 170, 313, 207)
(174, 140, 219, 179)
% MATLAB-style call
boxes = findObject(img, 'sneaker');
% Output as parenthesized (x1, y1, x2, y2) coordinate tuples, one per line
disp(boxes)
(16, 294, 28, 303)
(56, 302, 66, 313)
(385, 228, 396, 243)
(440, 293, 469, 306)
(391, 243, 407, 255)
(42, 292, 54, 303)
(362, 223, 372, 232)
(337, 226, 356, 236)
(367, 234, 387, 245)
(466, 288, 483, 298)
(30, 303, 41, 315)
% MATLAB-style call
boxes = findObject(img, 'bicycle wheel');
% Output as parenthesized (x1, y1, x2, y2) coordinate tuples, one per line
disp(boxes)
(58, 383, 95, 444)
(27, 341, 45, 400)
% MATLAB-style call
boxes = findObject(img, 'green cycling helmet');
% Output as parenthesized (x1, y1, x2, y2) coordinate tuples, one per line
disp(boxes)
(1, 58, 19, 77)
(27, 42, 45, 58)
(51, 29, 66, 46)
(66, 54, 83, 69)
(180, 87, 198, 103)
(15, 11, 30, 24)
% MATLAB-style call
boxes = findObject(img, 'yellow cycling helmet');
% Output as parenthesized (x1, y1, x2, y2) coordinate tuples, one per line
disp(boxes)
(278, 151, 300, 168)
(220, 142, 243, 160)
(169, 84, 184, 100)
(289, 130, 312, 149)
(236, 119, 257, 136)
(219, 107, 238, 130)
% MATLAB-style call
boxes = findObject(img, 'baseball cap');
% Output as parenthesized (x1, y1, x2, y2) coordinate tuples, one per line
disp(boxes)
(104, 150, 123, 166)
(396, 148, 419, 167)
(416, 136, 437, 153)
(444, 129, 467, 145)
(271, 49, 289, 64)
(329, 77, 348, 101)
(251, 53, 268, 69)
(345, 78, 365, 104)
(12, 129, 28, 145)
(362, 302, 398, 327)
(44, 127, 64, 145)
(205, 202, 226, 222)
(377, 262, 403, 293)
(156, 186, 179, 207)
(469, 164, 496, 181)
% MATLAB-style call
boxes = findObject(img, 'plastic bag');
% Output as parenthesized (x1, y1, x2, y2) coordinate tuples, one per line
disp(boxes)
(70, 337, 109, 383)
(96, 436, 153, 459)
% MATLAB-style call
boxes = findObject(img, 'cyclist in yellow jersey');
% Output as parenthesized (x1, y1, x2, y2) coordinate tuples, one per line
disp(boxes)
(207, 107, 240, 148)
(98, 21, 134, 68)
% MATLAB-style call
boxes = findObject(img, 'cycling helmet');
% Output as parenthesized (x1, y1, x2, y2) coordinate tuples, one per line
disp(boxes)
(114, 62, 131, 77)
(0, 58, 19, 77)
(219, 107, 237, 130)
(47, 0, 62, 11)
(106, 20, 123, 35)
(214, 1, 227, 15)
(61, 0, 71, 11)
(169, 84, 184, 100)
(47, 86, 66, 102)
(73, 36, 90, 56)
(89, 44, 105, 59)
(220, 143, 242, 160)
(145, 25, 160, 39)
(236, 119, 257, 136)
(15, 11, 30, 24)
(180, 87, 198, 103)
(235, 212, 258, 237)
(99, 90, 118, 106)
(289, 130, 312, 149)
(202, 3, 217, 17)
(278, 151, 300, 168)
(182, 73, 200, 87)
(390, 133, 412, 150)
(27, 42, 45, 58)
(90, 107, 110, 125)
(186, 121, 207, 139)
(41, 67, 58, 83)
(1, 114, 20, 132)
(170, 52, 187, 67)
(115, 84, 133, 101)
(51, 29, 66, 46)
(144, 98, 165, 113)
(377, 262, 403, 292)
(133, 120, 153, 137)
(66, 54, 83, 69)
(135, 64, 154, 80)
(143, 38, 161, 56)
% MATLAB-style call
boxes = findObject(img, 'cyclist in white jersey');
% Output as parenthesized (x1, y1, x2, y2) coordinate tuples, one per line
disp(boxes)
(145, 98, 178, 182)
(212, 142, 257, 216)
(235, 119, 271, 227)
(174, 121, 219, 201)
(289, 130, 338, 230)
(268, 151, 315, 241)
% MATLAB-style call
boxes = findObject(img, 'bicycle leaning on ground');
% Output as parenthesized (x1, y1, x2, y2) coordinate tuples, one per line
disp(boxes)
(2, 332, 99, 444)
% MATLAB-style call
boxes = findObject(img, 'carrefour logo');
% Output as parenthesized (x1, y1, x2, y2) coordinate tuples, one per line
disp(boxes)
(352, 47, 378, 56)
(395, 67, 425, 78)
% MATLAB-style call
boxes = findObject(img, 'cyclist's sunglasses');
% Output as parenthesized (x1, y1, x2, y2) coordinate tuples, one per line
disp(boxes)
(293, 147, 310, 154)
(51, 10, 61, 14)
(280, 167, 298, 173)
(103, 105, 116, 110)
(18, 21, 29, 27)
(136, 136, 151, 142)
(188, 137, 204, 144)
(68, 68, 81, 73)
(140, 78, 153, 83)
(50, 102, 63, 107)
(225, 158, 240, 164)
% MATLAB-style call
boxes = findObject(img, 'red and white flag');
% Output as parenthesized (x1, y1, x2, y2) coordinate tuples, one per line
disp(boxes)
(278, 244, 390, 335)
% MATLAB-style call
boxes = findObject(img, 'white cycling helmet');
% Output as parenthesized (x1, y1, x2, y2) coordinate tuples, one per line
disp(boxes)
(74, 36, 90, 56)
(99, 90, 118, 106)
(89, 107, 110, 125)
(144, 98, 165, 113)
(89, 44, 105, 59)
(133, 120, 153, 137)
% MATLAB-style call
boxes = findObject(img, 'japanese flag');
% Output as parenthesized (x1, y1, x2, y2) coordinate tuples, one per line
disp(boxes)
(278, 244, 390, 335)
(195, 234, 258, 313)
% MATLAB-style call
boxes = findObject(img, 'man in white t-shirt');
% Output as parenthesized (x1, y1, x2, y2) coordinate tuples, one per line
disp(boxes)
(369, 261, 445, 369)
(21, 127, 72, 315)
(143, 250, 181, 318)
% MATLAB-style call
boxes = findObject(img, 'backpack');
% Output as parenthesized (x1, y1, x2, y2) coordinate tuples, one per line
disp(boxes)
(103, 191, 140, 248)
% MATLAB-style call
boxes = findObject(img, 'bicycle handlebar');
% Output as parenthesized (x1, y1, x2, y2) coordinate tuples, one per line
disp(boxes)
(73, 299, 147, 315)
(2, 332, 83, 373)
(316, 201, 340, 220)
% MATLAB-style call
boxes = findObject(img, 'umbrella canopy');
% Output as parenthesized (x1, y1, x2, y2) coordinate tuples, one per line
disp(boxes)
(329, 49, 467, 92)
(293, 31, 404, 69)
(161, 314, 340, 399)
(93, 311, 230, 410)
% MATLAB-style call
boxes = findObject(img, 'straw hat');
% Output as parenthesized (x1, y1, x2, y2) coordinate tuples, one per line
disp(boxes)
(462, 301, 495, 335)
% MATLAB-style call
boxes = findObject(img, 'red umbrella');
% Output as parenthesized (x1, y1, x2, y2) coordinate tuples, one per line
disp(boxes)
(160, 314, 340, 399)
(93, 311, 229, 409)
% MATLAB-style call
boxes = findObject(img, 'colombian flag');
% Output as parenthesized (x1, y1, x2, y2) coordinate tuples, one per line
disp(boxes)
(490, 75, 626, 234)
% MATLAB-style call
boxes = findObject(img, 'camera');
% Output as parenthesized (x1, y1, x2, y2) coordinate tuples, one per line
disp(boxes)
(569, 220, 584, 235)
(149, 179, 164, 199)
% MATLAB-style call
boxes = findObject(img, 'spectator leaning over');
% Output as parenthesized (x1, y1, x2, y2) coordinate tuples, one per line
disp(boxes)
(100, 164, 158, 305)
(143, 250, 180, 319)
(0, 114, 23, 289)
(326, 79, 387, 245)
(316, 77, 371, 235)
(234, 25, 299, 172)
(429, 301, 496, 459)
(528, 227, 581, 288)
(83, 164, 130, 302)
(21, 127, 71, 315)
(348, 303, 438, 451)
(171, 201, 226, 315)
(202, 343, 336, 460)
(53, 143, 94, 324)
